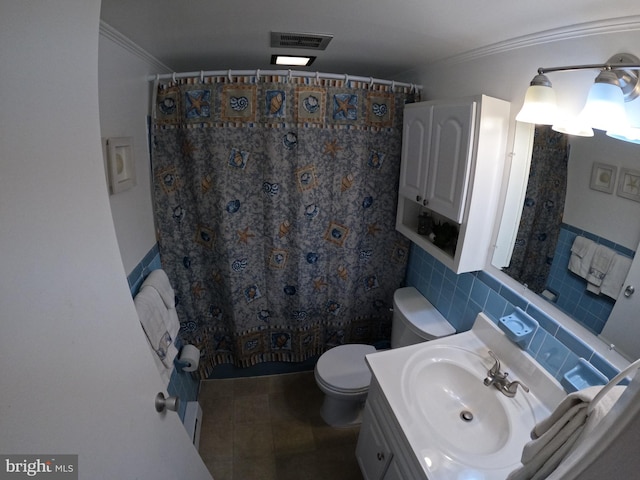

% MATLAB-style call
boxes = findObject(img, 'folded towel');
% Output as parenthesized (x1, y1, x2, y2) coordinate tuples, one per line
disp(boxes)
(568, 237, 596, 278)
(507, 385, 625, 480)
(600, 254, 632, 299)
(141, 268, 176, 309)
(586, 245, 616, 289)
(134, 285, 178, 370)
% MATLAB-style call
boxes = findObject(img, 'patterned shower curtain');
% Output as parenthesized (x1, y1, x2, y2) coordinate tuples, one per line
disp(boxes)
(504, 125, 568, 293)
(151, 74, 416, 378)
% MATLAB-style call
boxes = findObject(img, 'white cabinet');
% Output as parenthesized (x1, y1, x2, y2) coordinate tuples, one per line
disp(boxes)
(355, 404, 393, 480)
(398, 105, 431, 206)
(400, 101, 475, 223)
(396, 95, 510, 273)
(356, 380, 425, 480)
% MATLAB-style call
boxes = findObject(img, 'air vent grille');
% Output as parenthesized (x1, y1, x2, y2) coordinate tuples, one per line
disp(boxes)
(271, 32, 333, 51)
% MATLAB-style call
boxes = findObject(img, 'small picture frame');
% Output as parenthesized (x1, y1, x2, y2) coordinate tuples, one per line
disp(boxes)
(106, 136, 136, 194)
(617, 168, 640, 202)
(589, 162, 617, 194)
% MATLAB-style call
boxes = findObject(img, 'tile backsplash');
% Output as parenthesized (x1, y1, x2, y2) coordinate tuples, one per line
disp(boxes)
(405, 243, 621, 388)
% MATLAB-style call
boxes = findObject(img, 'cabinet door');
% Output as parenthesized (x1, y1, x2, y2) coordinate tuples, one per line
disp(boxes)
(382, 458, 405, 480)
(356, 405, 393, 480)
(399, 104, 432, 205)
(425, 101, 476, 222)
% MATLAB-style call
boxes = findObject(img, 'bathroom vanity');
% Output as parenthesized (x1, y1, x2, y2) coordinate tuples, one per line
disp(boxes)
(356, 313, 566, 480)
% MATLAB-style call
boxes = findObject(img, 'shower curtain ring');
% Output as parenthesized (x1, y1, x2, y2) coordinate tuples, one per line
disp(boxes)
(391, 80, 395, 91)
(256, 68, 260, 81)
(316, 71, 320, 84)
(369, 77, 374, 88)
(172, 72, 176, 83)
(288, 69, 293, 82)
(200, 70, 204, 83)
(228, 69, 232, 82)
(344, 73, 349, 86)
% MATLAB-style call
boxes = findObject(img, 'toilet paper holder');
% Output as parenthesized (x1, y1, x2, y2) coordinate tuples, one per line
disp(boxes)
(174, 344, 200, 372)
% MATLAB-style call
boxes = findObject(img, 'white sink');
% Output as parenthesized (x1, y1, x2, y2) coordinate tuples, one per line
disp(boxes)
(365, 313, 566, 479)
(401, 344, 539, 467)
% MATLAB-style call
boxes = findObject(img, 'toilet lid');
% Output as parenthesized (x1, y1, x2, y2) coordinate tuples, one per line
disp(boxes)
(315, 344, 376, 393)
(394, 287, 456, 338)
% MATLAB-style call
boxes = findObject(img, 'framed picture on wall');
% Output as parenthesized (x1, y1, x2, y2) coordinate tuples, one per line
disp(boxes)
(589, 162, 617, 194)
(617, 168, 640, 202)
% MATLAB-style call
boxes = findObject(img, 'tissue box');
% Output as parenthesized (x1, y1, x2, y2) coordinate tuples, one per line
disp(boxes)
(498, 307, 538, 348)
(561, 358, 609, 393)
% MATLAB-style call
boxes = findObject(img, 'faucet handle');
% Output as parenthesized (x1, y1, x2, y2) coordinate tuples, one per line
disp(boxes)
(505, 380, 530, 397)
(487, 350, 501, 375)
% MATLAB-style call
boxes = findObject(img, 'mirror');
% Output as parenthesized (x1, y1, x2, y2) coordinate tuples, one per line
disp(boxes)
(491, 123, 640, 360)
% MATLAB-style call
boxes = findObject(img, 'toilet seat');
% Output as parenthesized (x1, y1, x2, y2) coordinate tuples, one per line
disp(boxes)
(315, 344, 376, 394)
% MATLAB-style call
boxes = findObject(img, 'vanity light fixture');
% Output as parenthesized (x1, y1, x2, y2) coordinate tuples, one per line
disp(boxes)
(514, 73, 557, 125)
(516, 53, 640, 142)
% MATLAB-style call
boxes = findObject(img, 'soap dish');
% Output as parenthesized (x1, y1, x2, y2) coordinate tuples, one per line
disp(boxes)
(498, 307, 538, 348)
(561, 358, 609, 393)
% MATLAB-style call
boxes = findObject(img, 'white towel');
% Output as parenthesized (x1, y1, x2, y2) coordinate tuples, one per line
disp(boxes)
(586, 245, 616, 292)
(600, 254, 632, 299)
(134, 285, 179, 371)
(141, 268, 176, 309)
(568, 236, 596, 278)
(507, 385, 625, 480)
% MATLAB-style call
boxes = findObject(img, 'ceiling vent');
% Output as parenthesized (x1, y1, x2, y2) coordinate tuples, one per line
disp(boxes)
(270, 32, 333, 51)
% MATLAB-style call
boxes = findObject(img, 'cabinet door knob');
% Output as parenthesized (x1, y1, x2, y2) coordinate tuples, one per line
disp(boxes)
(625, 285, 635, 297)
(377, 452, 385, 461)
(416, 195, 422, 202)
(423, 199, 428, 206)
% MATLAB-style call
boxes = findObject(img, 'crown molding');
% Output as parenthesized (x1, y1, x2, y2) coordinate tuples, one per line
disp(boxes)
(99, 21, 172, 73)
(433, 15, 640, 67)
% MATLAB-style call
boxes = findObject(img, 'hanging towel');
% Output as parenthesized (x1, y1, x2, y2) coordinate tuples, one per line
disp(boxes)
(568, 236, 596, 278)
(586, 245, 616, 294)
(141, 268, 176, 309)
(507, 385, 625, 480)
(134, 285, 179, 371)
(599, 254, 633, 299)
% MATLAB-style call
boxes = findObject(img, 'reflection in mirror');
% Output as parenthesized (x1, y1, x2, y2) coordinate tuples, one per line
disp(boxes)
(493, 125, 640, 359)
(502, 127, 568, 295)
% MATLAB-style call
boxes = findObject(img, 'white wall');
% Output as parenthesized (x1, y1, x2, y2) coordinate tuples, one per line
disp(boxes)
(0, 2, 211, 478)
(99, 26, 169, 274)
(565, 130, 640, 251)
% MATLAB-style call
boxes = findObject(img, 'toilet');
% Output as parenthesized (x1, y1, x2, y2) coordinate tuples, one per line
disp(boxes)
(314, 286, 456, 427)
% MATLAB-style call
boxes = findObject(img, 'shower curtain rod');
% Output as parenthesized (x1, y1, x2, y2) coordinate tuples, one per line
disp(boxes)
(148, 69, 422, 91)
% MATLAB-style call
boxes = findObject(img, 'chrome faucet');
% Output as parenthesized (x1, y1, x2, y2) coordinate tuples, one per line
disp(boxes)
(483, 351, 530, 398)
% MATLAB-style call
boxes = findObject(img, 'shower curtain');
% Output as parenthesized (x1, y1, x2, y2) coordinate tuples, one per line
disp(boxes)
(151, 74, 416, 378)
(504, 125, 568, 293)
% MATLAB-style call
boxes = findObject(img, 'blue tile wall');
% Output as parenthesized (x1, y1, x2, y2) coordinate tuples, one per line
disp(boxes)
(127, 243, 162, 296)
(546, 224, 634, 334)
(128, 243, 199, 421)
(405, 243, 621, 390)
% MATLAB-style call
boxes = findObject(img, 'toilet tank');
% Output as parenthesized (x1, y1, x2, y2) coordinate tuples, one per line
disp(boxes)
(391, 287, 456, 348)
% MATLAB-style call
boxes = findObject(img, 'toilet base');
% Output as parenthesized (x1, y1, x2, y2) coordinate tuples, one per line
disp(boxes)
(319, 393, 367, 427)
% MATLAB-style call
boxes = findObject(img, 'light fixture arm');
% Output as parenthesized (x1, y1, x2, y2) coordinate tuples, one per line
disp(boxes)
(535, 53, 640, 102)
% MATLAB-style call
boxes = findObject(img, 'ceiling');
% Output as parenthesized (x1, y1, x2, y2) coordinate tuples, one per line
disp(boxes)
(100, 1, 640, 79)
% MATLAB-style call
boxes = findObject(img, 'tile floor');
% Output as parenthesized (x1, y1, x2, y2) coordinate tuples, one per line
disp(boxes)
(198, 371, 364, 480)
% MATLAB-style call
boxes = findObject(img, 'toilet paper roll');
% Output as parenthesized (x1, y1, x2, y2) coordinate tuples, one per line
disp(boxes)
(179, 344, 200, 372)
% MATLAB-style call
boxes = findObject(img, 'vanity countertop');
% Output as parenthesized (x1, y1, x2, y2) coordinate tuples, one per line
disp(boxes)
(365, 312, 566, 480)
